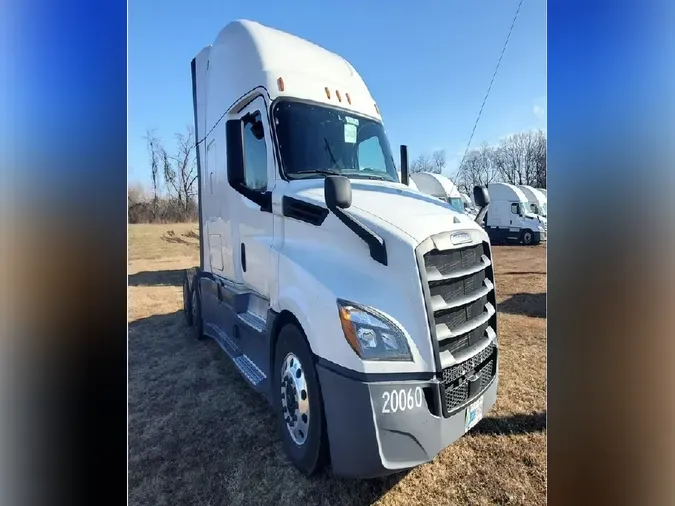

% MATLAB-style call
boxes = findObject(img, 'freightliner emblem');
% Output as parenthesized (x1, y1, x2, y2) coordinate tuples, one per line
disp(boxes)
(450, 232, 471, 245)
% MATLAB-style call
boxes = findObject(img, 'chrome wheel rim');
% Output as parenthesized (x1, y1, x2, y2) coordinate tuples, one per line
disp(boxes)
(524, 232, 532, 244)
(280, 353, 310, 446)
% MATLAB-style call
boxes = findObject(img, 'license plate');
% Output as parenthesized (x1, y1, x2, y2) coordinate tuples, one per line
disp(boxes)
(465, 396, 484, 432)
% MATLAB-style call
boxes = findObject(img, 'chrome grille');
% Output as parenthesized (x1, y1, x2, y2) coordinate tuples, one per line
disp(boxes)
(421, 240, 497, 356)
(417, 234, 499, 418)
(440, 343, 497, 413)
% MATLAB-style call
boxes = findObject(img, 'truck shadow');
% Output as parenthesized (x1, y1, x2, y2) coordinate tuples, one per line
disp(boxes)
(128, 269, 185, 287)
(128, 310, 407, 505)
(498, 292, 547, 318)
(472, 411, 546, 436)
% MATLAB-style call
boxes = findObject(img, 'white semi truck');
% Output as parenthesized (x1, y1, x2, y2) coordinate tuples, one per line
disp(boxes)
(485, 182, 546, 245)
(183, 20, 499, 478)
(409, 172, 467, 215)
(518, 185, 547, 220)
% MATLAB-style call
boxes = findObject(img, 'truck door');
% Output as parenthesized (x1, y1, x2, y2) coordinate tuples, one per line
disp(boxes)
(507, 202, 522, 241)
(233, 96, 275, 299)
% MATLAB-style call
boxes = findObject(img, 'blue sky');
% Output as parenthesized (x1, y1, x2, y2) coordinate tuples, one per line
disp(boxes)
(128, 0, 546, 186)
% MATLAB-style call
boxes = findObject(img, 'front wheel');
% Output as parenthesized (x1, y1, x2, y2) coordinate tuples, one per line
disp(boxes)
(274, 324, 327, 476)
(522, 229, 534, 245)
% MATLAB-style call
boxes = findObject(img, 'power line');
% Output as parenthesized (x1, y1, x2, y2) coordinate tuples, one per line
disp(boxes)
(458, 0, 524, 173)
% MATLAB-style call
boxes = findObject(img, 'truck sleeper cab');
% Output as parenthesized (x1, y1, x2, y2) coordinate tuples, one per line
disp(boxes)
(183, 19, 499, 478)
(409, 172, 470, 217)
(518, 184, 548, 232)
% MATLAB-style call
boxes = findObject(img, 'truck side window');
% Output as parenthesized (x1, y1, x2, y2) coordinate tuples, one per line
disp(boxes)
(511, 203, 519, 214)
(243, 112, 268, 191)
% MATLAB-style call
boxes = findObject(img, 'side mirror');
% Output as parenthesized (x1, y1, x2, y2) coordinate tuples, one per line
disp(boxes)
(226, 119, 245, 187)
(473, 185, 490, 225)
(473, 185, 490, 207)
(250, 119, 264, 140)
(324, 176, 352, 209)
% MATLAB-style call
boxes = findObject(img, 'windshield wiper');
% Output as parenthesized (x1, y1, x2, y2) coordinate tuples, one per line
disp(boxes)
(290, 168, 341, 177)
(354, 174, 389, 181)
(354, 168, 394, 181)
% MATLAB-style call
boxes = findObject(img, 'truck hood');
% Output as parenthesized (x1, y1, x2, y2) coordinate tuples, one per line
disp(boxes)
(285, 179, 481, 243)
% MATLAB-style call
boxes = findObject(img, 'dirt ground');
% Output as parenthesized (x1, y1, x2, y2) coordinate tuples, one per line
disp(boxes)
(128, 223, 546, 506)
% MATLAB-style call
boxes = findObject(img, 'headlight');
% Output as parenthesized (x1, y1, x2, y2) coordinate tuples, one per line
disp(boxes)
(336, 299, 412, 361)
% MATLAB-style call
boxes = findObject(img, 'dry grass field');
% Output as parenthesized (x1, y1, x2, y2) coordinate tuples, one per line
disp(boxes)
(128, 223, 546, 506)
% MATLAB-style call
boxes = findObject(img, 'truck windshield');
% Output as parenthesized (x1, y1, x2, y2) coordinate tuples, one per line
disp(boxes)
(447, 197, 465, 214)
(529, 202, 540, 215)
(273, 100, 398, 182)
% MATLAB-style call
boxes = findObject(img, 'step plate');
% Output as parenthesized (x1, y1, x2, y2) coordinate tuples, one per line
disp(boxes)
(237, 311, 267, 333)
(205, 323, 266, 386)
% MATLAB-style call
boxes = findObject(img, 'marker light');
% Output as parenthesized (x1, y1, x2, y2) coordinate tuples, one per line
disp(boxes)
(374, 103, 380, 115)
(336, 90, 342, 102)
(345, 92, 351, 105)
(325, 87, 331, 99)
(277, 77, 285, 92)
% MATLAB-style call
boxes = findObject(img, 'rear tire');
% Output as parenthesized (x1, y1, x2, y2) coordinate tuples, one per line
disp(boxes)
(274, 324, 327, 476)
(191, 284, 205, 341)
(183, 273, 193, 326)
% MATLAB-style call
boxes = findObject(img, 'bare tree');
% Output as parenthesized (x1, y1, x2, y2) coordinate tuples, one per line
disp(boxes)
(430, 150, 446, 174)
(127, 182, 149, 206)
(145, 126, 198, 220)
(495, 130, 546, 187)
(531, 130, 547, 188)
(456, 142, 503, 191)
(144, 129, 162, 206)
(410, 153, 431, 174)
(409, 150, 445, 174)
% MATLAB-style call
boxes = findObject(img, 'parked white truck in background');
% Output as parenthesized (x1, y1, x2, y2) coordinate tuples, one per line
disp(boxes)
(399, 171, 419, 190)
(410, 172, 467, 215)
(184, 19, 499, 479)
(485, 182, 546, 245)
(518, 185, 547, 220)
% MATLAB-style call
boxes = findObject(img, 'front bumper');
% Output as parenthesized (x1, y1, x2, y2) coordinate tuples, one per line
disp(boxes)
(316, 363, 498, 479)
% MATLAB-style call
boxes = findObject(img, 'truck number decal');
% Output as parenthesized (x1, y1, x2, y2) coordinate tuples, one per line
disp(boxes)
(381, 387, 424, 414)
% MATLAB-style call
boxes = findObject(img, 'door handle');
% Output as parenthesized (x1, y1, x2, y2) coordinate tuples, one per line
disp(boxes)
(241, 243, 247, 272)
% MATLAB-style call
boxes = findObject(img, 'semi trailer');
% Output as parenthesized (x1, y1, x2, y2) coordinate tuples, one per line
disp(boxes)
(183, 19, 499, 478)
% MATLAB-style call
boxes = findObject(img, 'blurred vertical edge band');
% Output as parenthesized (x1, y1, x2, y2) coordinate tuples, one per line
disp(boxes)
(549, 1, 675, 505)
(2, 0, 127, 505)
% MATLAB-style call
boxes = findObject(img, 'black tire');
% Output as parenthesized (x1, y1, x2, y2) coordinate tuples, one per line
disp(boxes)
(183, 273, 193, 326)
(274, 324, 327, 476)
(191, 284, 205, 340)
(521, 229, 534, 245)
